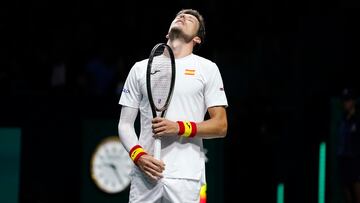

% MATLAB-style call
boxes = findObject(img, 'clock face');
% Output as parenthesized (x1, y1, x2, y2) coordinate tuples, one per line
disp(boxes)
(91, 136, 133, 194)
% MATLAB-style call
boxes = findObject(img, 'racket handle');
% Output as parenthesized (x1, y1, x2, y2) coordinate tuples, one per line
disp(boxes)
(154, 138, 161, 160)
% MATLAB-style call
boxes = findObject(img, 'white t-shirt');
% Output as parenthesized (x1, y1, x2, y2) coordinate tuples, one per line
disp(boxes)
(119, 53, 228, 182)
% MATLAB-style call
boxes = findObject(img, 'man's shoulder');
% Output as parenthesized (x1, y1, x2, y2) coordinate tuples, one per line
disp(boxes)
(192, 54, 219, 74)
(134, 58, 149, 67)
(192, 54, 215, 65)
(130, 58, 148, 73)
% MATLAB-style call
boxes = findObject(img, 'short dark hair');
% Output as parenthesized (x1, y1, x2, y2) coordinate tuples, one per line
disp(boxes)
(176, 9, 206, 44)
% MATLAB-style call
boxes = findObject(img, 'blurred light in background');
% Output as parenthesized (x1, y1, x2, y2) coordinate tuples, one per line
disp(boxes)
(277, 183, 284, 203)
(318, 142, 326, 203)
(0, 128, 21, 203)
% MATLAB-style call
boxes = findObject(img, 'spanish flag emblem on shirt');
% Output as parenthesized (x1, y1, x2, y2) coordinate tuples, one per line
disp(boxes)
(184, 69, 195, 75)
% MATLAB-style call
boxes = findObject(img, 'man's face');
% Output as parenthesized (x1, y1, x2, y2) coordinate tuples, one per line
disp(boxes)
(168, 13, 200, 43)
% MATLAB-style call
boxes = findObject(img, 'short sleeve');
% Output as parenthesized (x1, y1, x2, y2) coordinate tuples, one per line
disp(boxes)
(204, 63, 228, 108)
(119, 63, 142, 108)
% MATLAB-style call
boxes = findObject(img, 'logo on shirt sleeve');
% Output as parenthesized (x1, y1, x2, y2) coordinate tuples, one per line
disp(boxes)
(122, 88, 130, 93)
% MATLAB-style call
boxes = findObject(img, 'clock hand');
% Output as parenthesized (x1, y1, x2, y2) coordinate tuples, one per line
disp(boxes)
(109, 163, 124, 184)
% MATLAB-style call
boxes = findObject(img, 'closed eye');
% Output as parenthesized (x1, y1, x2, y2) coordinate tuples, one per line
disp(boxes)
(187, 18, 195, 23)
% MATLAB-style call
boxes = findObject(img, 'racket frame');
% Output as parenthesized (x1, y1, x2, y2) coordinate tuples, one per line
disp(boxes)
(146, 43, 176, 159)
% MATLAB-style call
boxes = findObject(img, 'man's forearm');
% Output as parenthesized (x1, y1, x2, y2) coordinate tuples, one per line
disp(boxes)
(196, 117, 227, 138)
(152, 106, 228, 139)
(179, 106, 227, 139)
(118, 106, 140, 152)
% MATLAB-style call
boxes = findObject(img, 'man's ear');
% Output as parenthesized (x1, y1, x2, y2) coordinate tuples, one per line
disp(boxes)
(166, 34, 169, 39)
(193, 36, 201, 44)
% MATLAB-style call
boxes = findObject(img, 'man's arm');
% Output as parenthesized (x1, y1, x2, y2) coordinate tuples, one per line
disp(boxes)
(118, 106, 140, 151)
(152, 106, 227, 138)
(196, 106, 227, 138)
(118, 106, 165, 180)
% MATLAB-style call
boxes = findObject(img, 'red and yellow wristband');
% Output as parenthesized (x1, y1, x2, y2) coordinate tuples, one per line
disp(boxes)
(177, 121, 197, 137)
(129, 145, 147, 164)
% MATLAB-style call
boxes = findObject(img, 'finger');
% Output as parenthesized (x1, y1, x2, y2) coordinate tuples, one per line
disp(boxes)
(148, 161, 164, 173)
(144, 165, 163, 178)
(141, 159, 163, 173)
(153, 126, 167, 134)
(138, 161, 162, 179)
(152, 117, 163, 123)
(151, 159, 166, 171)
(143, 170, 159, 181)
(152, 122, 165, 129)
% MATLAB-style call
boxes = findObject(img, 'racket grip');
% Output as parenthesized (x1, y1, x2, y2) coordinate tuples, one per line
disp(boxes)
(154, 138, 161, 160)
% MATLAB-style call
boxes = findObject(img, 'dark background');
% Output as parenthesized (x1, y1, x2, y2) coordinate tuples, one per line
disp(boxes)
(1, 0, 360, 202)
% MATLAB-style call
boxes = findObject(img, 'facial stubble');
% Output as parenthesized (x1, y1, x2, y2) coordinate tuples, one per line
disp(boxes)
(168, 26, 195, 43)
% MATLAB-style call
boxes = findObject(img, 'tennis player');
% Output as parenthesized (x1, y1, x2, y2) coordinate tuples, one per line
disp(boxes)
(118, 9, 228, 203)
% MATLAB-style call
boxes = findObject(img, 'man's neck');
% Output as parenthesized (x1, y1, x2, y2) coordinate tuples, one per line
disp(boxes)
(167, 39, 194, 59)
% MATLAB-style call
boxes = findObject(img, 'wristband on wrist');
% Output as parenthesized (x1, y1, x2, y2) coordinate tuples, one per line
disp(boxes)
(129, 145, 147, 164)
(177, 121, 197, 137)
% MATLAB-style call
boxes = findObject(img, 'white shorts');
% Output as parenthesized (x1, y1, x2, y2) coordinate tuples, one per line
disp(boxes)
(129, 172, 201, 203)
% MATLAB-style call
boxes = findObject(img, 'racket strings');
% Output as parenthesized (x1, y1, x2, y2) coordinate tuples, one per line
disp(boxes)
(150, 52, 173, 110)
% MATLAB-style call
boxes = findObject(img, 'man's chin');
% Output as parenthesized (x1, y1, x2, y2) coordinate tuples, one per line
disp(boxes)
(168, 28, 193, 43)
(170, 26, 182, 33)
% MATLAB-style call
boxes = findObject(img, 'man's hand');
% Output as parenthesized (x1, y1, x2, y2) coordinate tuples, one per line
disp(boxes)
(136, 154, 165, 181)
(152, 117, 178, 137)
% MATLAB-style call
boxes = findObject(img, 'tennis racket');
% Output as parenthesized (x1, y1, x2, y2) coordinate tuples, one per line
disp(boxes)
(146, 43, 176, 160)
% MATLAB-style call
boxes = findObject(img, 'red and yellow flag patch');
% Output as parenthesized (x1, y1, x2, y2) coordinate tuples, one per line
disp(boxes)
(184, 69, 195, 75)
